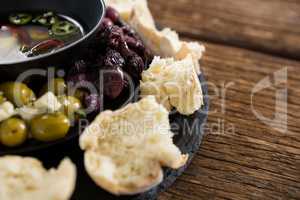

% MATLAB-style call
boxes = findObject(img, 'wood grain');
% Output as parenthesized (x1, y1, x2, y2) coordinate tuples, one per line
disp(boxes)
(158, 40, 300, 199)
(149, 0, 300, 60)
(147, 0, 300, 199)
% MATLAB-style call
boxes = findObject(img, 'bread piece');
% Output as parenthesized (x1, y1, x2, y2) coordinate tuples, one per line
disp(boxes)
(105, 0, 136, 21)
(128, 1, 182, 57)
(0, 156, 76, 200)
(129, 2, 206, 69)
(80, 96, 188, 195)
(140, 55, 203, 115)
(175, 42, 206, 74)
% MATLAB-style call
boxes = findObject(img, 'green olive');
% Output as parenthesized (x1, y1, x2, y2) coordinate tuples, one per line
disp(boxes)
(58, 96, 82, 119)
(0, 82, 36, 107)
(73, 89, 87, 103)
(0, 118, 27, 147)
(40, 78, 67, 96)
(30, 113, 70, 142)
(0, 93, 6, 104)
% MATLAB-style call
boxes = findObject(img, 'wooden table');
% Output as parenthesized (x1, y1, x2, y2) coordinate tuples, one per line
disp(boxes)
(148, 0, 300, 199)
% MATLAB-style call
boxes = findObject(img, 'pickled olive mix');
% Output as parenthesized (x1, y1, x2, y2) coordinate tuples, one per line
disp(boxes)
(0, 118, 28, 147)
(0, 79, 85, 147)
(0, 11, 84, 63)
(0, 82, 36, 106)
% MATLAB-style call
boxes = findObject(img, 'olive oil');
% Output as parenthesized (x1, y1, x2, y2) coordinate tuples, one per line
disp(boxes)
(0, 11, 85, 63)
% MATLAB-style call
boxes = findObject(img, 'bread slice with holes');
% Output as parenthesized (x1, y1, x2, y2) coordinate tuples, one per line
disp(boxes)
(79, 96, 188, 195)
(0, 156, 76, 200)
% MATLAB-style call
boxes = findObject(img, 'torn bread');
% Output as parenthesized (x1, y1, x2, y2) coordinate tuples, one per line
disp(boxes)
(128, 0, 182, 57)
(0, 156, 76, 200)
(80, 96, 188, 195)
(140, 55, 203, 115)
(175, 42, 205, 74)
(105, 0, 205, 74)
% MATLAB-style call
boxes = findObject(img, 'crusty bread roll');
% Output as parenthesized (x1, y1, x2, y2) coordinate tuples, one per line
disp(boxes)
(0, 156, 76, 200)
(80, 96, 188, 195)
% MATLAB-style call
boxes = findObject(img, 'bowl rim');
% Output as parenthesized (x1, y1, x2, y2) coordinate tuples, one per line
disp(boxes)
(0, 0, 106, 66)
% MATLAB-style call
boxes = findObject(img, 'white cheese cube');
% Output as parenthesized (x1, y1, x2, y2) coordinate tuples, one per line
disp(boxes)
(17, 106, 44, 121)
(34, 92, 62, 113)
(0, 101, 15, 122)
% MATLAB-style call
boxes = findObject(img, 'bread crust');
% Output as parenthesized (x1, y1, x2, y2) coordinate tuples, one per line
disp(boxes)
(84, 151, 164, 195)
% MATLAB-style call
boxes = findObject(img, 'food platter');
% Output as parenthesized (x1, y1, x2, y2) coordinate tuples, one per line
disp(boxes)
(0, 0, 209, 199)
(9, 73, 208, 200)
(0, 68, 208, 199)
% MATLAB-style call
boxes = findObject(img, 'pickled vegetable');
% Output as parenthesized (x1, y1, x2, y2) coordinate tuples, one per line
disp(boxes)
(0, 118, 27, 147)
(9, 13, 32, 25)
(58, 96, 82, 118)
(30, 113, 70, 142)
(40, 78, 67, 96)
(0, 82, 36, 107)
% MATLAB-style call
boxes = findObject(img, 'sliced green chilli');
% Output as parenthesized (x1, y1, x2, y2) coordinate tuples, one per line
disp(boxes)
(9, 13, 32, 25)
(51, 21, 79, 37)
(32, 12, 58, 26)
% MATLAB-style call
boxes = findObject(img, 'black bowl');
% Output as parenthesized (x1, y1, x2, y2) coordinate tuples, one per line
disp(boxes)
(0, 0, 105, 80)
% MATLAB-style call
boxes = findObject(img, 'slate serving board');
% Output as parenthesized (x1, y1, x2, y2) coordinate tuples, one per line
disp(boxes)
(0, 74, 209, 200)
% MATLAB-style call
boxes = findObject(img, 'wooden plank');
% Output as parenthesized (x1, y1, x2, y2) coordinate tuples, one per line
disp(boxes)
(148, 0, 300, 60)
(158, 40, 300, 200)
